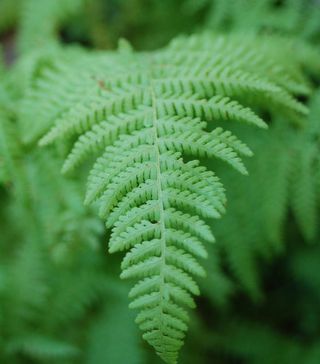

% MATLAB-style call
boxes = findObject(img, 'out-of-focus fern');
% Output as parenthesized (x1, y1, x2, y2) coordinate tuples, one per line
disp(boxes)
(0, 157, 107, 363)
(210, 86, 320, 299)
(20, 33, 310, 363)
(0, 77, 108, 363)
(203, 233, 320, 364)
(17, 0, 84, 54)
(194, 0, 320, 43)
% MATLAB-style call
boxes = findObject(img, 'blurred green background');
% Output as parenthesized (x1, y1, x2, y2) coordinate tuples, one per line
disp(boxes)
(1, 1, 320, 363)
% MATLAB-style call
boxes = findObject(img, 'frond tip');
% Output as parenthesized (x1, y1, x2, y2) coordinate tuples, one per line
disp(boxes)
(27, 33, 308, 363)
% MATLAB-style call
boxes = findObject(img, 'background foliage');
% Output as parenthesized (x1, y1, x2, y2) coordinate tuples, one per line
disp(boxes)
(0, 0, 320, 363)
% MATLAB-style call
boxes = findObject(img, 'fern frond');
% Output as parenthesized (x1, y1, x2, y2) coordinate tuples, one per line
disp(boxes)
(211, 86, 320, 297)
(24, 34, 309, 363)
(17, 0, 84, 54)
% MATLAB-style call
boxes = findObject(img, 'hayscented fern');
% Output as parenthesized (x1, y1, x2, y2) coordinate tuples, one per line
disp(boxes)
(20, 34, 308, 363)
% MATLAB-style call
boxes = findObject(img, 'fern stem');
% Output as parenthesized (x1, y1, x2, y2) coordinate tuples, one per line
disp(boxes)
(150, 80, 167, 341)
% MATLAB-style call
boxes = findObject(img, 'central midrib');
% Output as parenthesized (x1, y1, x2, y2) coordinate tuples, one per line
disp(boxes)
(150, 79, 168, 340)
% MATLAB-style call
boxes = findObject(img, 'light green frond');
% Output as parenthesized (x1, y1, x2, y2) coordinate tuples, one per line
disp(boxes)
(24, 33, 308, 363)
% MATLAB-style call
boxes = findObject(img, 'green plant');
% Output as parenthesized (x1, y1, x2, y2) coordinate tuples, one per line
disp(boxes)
(1, 1, 320, 364)
(15, 32, 310, 362)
